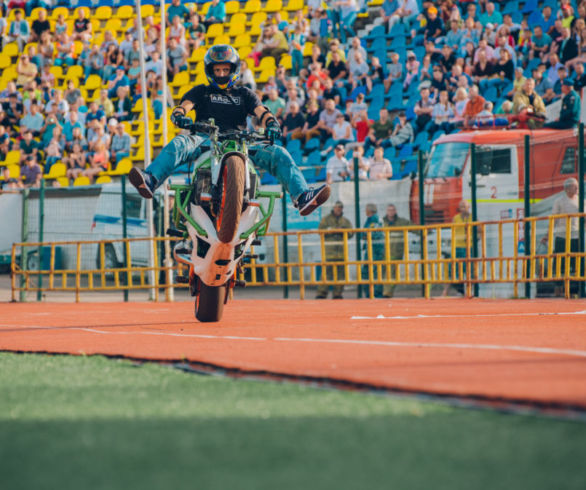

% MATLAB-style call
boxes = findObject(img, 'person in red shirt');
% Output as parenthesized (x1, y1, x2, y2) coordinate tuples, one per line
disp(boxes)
(353, 110, 372, 142)
(463, 85, 486, 127)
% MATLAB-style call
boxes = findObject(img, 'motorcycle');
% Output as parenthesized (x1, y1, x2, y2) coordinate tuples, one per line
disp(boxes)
(168, 119, 281, 322)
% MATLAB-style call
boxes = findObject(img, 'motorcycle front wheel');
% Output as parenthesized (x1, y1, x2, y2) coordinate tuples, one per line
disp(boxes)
(195, 283, 226, 322)
(216, 155, 246, 243)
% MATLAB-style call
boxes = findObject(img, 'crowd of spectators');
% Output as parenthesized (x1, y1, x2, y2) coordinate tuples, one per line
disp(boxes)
(2, 0, 586, 190)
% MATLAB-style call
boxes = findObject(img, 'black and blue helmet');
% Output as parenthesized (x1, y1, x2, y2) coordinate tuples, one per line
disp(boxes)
(204, 44, 241, 90)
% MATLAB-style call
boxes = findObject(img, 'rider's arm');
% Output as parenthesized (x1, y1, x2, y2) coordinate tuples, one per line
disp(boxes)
(254, 105, 279, 128)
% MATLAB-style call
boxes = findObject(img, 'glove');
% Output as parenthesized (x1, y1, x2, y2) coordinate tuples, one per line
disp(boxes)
(265, 120, 282, 144)
(171, 111, 192, 129)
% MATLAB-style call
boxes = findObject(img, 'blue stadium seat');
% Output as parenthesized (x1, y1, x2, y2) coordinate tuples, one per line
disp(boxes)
(350, 85, 367, 100)
(366, 83, 385, 102)
(398, 143, 414, 158)
(405, 106, 416, 121)
(527, 10, 544, 28)
(511, 11, 523, 24)
(286, 138, 301, 155)
(368, 101, 383, 120)
(391, 159, 402, 179)
(365, 25, 388, 40)
(314, 165, 327, 182)
(431, 130, 445, 141)
(484, 86, 498, 103)
(389, 22, 406, 38)
(368, 37, 388, 53)
(522, 0, 538, 13)
(289, 149, 303, 165)
(306, 150, 322, 167)
(383, 147, 396, 160)
(413, 131, 429, 149)
(304, 137, 320, 154)
(399, 157, 418, 178)
(502, 1, 519, 14)
(419, 140, 432, 153)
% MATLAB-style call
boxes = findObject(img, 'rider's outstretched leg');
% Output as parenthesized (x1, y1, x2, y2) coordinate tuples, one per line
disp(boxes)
(129, 134, 204, 199)
(250, 144, 330, 216)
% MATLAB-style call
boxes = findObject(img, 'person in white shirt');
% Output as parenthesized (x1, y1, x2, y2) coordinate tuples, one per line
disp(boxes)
(332, 113, 354, 145)
(326, 144, 350, 184)
(543, 178, 583, 296)
(388, 0, 420, 31)
(368, 146, 393, 180)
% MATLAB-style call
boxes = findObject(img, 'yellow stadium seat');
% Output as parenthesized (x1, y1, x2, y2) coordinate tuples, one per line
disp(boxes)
(264, 0, 282, 13)
(279, 53, 292, 70)
(0, 55, 10, 70)
(116, 5, 134, 20)
(2, 43, 19, 58)
(141, 4, 155, 17)
(193, 60, 205, 74)
(256, 69, 275, 84)
(194, 71, 208, 85)
(177, 85, 191, 100)
(84, 74, 102, 91)
(95, 6, 112, 20)
(200, 3, 210, 16)
(243, 0, 261, 14)
(56, 177, 70, 187)
(7, 164, 20, 180)
(108, 158, 132, 176)
(278, 10, 289, 21)
(228, 21, 246, 37)
(257, 56, 276, 72)
(65, 64, 83, 80)
(233, 34, 251, 48)
(225, 0, 240, 14)
(214, 35, 230, 45)
(50, 6, 70, 20)
(248, 11, 267, 26)
(74, 7, 91, 18)
(96, 175, 112, 184)
(1, 66, 17, 82)
(44, 162, 66, 179)
(105, 18, 122, 34)
(2, 150, 21, 166)
(303, 41, 314, 57)
(73, 176, 91, 186)
(205, 23, 224, 39)
(130, 146, 145, 163)
(237, 46, 252, 60)
(284, 0, 304, 11)
(170, 70, 189, 87)
(30, 8, 47, 21)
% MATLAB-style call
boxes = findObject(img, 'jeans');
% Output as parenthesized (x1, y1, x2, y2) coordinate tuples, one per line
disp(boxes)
(341, 12, 357, 43)
(145, 133, 309, 200)
(291, 49, 303, 77)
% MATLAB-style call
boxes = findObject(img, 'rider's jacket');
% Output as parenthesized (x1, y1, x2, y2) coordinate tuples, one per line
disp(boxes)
(181, 85, 262, 130)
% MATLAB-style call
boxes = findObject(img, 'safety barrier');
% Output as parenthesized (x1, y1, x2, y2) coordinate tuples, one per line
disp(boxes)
(10, 214, 586, 301)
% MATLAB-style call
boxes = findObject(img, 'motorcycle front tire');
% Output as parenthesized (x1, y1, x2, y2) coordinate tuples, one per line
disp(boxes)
(195, 283, 226, 322)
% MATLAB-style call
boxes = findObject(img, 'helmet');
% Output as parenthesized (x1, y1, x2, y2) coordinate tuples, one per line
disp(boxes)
(204, 45, 241, 90)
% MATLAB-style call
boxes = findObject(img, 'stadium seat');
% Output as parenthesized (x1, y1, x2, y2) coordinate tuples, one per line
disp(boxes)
(115, 5, 134, 20)
(50, 7, 69, 20)
(365, 25, 388, 40)
(413, 131, 429, 149)
(2, 43, 19, 59)
(244, 0, 261, 14)
(2, 150, 20, 166)
(304, 137, 320, 154)
(286, 138, 301, 154)
(56, 177, 69, 187)
(285, 0, 304, 11)
(95, 6, 112, 20)
(96, 176, 112, 184)
(7, 164, 20, 180)
(205, 23, 224, 41)
(522, 0, 538, 13)
(502, 1, 519, 14)
(264, 0, 282, 12)
(43, 163, 66, 180)
(73, 176, 91, 187)
(306, 150, 322, 167)
(398, 143, 413, 158)
(0, 55, 10, 70)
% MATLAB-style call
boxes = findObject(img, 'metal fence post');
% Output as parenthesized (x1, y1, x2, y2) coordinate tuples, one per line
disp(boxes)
(121, 175, 128, 302)
(524, 134, 531, 299)
(470, 144, 478, 297)
(579, 123, 585, 298)
(19, 189, 29, 302)
(417, 150, 426, 297)
(353, 156, 361, 298)
(37, 179, 45, 302)
(281, 184, 289, 299)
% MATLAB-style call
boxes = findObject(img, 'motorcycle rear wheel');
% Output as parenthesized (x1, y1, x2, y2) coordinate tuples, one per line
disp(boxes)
(217, 155, 246, 243)
(195, 283, 226, 322)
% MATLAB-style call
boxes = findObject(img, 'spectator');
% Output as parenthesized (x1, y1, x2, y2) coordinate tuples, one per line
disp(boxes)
(289, 23, 306, 77)
(542, 178, 582, 296)
(7, 9, 29, 51)
(186, 13, 205, 51)
(353, 110, 372, 143)
(103, 44, 123, 81)
(166, 38, 188, 81)
(472, 49, 494, 86)
(45, 90, 69, 121)
(441, 200, 473, 296)
(44, 126, 65, 173)
(168, 12, 186, 47)
(463, 85, 485, 126)
(265, 88, 286, 122)
(350, 145, 369, 180)
(30, 8, 50, 43)
(413, 86, 433, 132)
(22, 82, 42, 114)
(110, 122, 131, 164)
(107, 66, 130, 99)
(360, 203, 384, 297)
(16, 54, 37, 88)
(573, 63, 586, 92)
(18, 154, 42, 188)
(331, 113, 354, 146)
(1, 167, 19, 190)
(239, 60, 256, 91)
(3, 93, 23, 130)
(301, 100, 321, 142)
(84, 44, 104, 79)
(19, 130, 39, 157)
(124, 39, 140, 69)
(402, 51, 420, 89)
(249, 25, 273, 67)
(533, 66, 555, 104)
(86, 101, 106, 127)
(348, 92, 367, 118)
(385, 111, 413, 148)
(326, 50, 348, 87)
(338, 0, 359, 43)
(322, 77, 341, 106)
(368, 146, 392, 180)
(64, 80, 81, 106)
(479, 2, 502, 27)
(127, 58, 141, 93)
(282, 101, 305, 141)
(429, 64, 447, 101)
(203, 0, 226, 28)
(384, 52, 402, 91)
(507, 66, 526, 99)
(119, 31, 134, 59)
(316, 200, 353, 299)
(71, 8, 91, 42)
(348, 51, 369, 90)
(62, 110, 84, 141)
(544, 79, 581, 129)
(546, 52, 564, 86)
(475, 101, 494, 126)
(54, 13, 68, 37)
(430, 89, 454, 133)
(145, 51, 163, 77)
(388, 0, 420, 32)
(479, 46, 513, 93)
(554, 66, 569, 97)
(318, 98, 342, 143)
(444, 19, 462, 49)
(364, 108, 393, 153)
(67, 126, 88, 153)
(326, 144, 350, 184)
(556, 27, 578, 65)
(20, 102, 44, 137)
(167, 0, 190, 24)
(54, 32, 75, 67)
(83, 141, 109, 182)
(512, 78, 546, 128)
(65, 142, 86, 181)
(382, 203, 411, 297)
(367, 56, 386, 93)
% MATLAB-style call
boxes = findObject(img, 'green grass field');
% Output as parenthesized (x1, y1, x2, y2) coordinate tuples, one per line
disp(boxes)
(1, 352, 585, 490)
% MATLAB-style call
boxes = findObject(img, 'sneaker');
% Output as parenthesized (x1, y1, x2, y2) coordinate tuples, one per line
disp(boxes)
(296, 184, 331, 216)
(129, 167, 156, 199)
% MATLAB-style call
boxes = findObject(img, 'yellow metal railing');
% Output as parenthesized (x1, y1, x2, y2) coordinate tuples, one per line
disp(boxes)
(10, 214, 586, 301)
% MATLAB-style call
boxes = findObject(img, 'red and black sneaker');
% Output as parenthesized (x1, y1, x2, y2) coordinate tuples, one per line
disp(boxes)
(295, 184, 331, 216)
(129, 167, 156, 199)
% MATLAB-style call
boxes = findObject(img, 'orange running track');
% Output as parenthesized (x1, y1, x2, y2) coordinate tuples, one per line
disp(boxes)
(1, 299, 586, 410)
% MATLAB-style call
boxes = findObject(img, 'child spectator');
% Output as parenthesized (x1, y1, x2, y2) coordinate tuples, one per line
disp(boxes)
(65, 143, 86, 181)
(430, 90, 454, 134)
(367, 56, 386, 93)
(18, 155, 42, 188)
(83, 141, 109, 182)
(7, 9, 29, 51)
(385, 112, 414, 148)
(186, 13, 205, 51)
(350, 145, 369, 180)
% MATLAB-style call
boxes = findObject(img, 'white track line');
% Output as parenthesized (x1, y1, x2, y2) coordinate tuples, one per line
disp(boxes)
(65, 327, 586, 359)
(352, 310, 586, 320)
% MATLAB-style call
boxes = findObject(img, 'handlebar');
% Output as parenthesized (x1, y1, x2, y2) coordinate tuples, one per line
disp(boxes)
(185, 120, 269, 143)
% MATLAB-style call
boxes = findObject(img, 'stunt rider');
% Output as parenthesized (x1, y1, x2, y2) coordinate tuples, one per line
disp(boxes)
(129, 44, 330, 216)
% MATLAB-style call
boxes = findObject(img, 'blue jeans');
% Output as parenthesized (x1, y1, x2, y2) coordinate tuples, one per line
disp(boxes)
(145, 133, 309, 200)
(341, 12, 357, 42)
(291, 49, 303, 77)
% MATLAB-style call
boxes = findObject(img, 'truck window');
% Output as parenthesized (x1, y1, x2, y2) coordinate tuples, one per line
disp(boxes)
(476, 147, 511, 174)
(561, 147, 576, 174)
(425, 142, 470, 178)
(125, 196, 142, 219)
